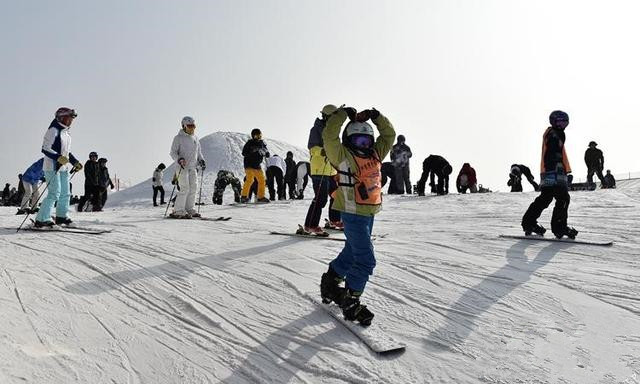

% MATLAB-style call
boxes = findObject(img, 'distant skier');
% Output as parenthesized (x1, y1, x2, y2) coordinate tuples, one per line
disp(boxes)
(82, 151, 101, 211)
(240, 128, 270, 203)
(35, 107, 83, 227)
(301, 104, 341, 234)
(169, 116, 205, 218)
(284, 151, 297, 199)
(390, 135, 412, 194)
(95, 157, 114, 210)
(212, 170, 242, 205)
(295, 161, 310, 199)
(380, 162, 397, 194)
(319, 106, 395, 326)
(417, 155, 452, 196)
(521, 110, 578, 239)
(584, 141, 605, 187)
(1, 183, 9, 205)
(456, 163, 478, 194)
(603, 170, 616, 189)
(17, 158, 44, 214)
(508, 164, 539, 192)
(152, 163, 166, 206)
(265, 154, 287, 200)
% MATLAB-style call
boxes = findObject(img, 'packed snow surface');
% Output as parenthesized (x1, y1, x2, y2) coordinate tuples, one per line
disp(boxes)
(1, 184, 639, 383)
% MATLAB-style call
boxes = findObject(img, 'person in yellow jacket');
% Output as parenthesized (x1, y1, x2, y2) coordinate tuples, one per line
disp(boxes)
(319, 106, 395, 326)
(300, 104, 341, 235)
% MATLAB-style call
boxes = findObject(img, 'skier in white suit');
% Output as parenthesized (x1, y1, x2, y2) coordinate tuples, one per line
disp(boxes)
(169, 116, 205, 219)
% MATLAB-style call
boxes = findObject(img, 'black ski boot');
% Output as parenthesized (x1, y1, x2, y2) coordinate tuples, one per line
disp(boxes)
(555, 227, 578, 239)
(16, 208, 28, 215)
(340, 290, 374, 326)
(54, 216, 74, 226)
(34, 220, 55, 228)
(523, 223, 546, 236)
(320, 266, 345, 305)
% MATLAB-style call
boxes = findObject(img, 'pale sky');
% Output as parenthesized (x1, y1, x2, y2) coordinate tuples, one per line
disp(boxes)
(2, 0, 639, 192)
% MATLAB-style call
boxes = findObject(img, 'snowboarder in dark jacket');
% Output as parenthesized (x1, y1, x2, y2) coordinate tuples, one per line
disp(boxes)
(584, 141, 605, 187)
(83, 151, 101, 209)
(95, 158, 114, 210)
(521, 110, 578, 239)
(240, 128, 269, 203)
(417, 155, 452, 196)
(390, 135, 412, 194)
(508, 164, 539, 192)
(213, 170, 242, 204)
(284, 151, 297, 199)
(603, 170, 616, 189)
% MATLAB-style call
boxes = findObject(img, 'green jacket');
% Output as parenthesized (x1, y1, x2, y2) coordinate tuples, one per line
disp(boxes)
(322, 109, 396, 216)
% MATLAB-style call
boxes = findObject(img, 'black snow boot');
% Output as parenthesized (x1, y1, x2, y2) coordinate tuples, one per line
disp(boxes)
(555, 227, 578, 240)
(34, 220, 55, 228)
(54, 216, 74, 226)
(320, 266, 345, 305)
(523, 223, 546, 236)
(340, 290, 374, 326)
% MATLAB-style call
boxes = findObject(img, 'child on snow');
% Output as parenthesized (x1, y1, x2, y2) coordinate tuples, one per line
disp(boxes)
(240, 128, 270, 203)
(319, 106, 395, 326)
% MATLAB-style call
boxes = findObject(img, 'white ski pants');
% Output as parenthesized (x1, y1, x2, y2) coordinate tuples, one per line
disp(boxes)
(174, 168, 198, 215)
(20, 180, 41, 209)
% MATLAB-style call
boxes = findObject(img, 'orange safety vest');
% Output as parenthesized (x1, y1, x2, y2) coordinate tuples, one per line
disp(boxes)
(333, 151, 382, 206)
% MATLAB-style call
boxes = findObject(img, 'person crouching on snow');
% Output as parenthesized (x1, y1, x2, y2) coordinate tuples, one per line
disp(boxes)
(169, 116, 206, 219)
(319, 106, 395, 326)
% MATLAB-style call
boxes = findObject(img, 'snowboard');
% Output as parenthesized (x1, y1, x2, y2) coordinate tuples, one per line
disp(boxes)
(304, 292, 406, 354)
(499, 234, 613, 246)
(269, 230, 346, 242)
(195, 216, 231, 221)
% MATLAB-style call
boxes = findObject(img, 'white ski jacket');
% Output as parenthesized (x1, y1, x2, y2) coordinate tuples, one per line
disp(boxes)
(41, 120, 78, 172)
(265, 155, 286, 174)
(152, 169, 164, 187)
(170, 130, 204, 170)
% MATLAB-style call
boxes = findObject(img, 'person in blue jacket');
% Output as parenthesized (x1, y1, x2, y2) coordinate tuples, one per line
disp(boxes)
(17, 158, 45, 214)
(34, 107, 83, 227)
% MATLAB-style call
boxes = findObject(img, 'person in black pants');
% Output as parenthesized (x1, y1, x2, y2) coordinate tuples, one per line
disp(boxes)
(284, 151, 297, 199)
(508, 164, 539, 192)
(152, 163, 166, 206)
(416, 155, 452, 196)
(82, 151, 101, 210)
(521, 110, 578, 239)
(584, 141, 605, 187)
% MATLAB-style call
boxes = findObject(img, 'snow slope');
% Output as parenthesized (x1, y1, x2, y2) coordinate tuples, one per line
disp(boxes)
(108, 131, 309, 207)
(1, 187, 639, 383)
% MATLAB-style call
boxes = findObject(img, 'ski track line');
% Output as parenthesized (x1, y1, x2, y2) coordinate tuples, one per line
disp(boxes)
(88, 311, 142, 384)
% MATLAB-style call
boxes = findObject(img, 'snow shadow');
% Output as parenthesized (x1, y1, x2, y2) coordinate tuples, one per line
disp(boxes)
(424, 240, 570, 352)
(64, 238, 299, 295)
(221, 308, 350, 384)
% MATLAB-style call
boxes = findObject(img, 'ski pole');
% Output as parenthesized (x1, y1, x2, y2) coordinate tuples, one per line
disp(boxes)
(164, 166, 182, 217)
(197, 168, 204, 214)
(17, 169, 77, 232)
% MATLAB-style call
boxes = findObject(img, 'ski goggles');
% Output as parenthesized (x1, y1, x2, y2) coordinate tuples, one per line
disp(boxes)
(350, 134, 373, 149)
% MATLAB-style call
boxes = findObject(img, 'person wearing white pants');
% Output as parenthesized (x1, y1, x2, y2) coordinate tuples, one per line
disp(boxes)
(169, 116, 205, 218)
(17, 158, 45, 214)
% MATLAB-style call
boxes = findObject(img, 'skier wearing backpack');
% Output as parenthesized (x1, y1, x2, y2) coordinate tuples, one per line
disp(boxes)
(35, 107, 83, 227)
(240, 128, 270, 203)
(169, 116, 206, 218)
(521, 110, 578, 239)
(319, 106, 395, 326)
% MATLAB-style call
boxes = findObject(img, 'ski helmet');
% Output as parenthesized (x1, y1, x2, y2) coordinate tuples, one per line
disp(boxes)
(181, 116, 195, 127)
(251, 128, 262, 139)
(98, 158, 107, 164)
(55, 107, 77, 119)
(510, 165, 522, 177)
(342, 121, 375, 153)
(549, 110, 569, 125)
(589, 141, 597, 147)
(321, 104, 338, 116)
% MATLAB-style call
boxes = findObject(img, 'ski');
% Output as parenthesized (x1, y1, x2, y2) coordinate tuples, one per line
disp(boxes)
(499, 234, 613, 246)
(304, 292, 406, 354)
(269, 231, 346, 242)
(23, 226, 111, 235)
(195, 216, 231, 221)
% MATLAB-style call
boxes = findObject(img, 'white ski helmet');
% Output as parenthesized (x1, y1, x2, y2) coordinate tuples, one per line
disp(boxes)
(181, 116, 195, 127)
(344, 121, 374, 137)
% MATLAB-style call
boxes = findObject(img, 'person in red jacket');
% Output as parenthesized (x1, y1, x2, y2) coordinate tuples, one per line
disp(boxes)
(456, 163, 477, 193)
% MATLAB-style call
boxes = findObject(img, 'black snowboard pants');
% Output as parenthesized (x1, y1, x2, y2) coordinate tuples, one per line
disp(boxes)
(586, 166, 605, 186)
(521, 185, 570, 236)
(153, 186, 165, 206)
(266, 166, 285, 200)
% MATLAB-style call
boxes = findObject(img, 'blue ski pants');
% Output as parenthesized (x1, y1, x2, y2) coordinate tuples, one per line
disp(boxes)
(36, 170, 70, 222)
(330, 212, 376, 292)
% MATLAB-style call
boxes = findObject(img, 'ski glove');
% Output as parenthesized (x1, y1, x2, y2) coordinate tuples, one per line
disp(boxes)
(57, 156, 69, 165)
(356, 108, 380, 122)
(72, 162, 83, 172)
(342, 107, 357, 121)
(198, 159, 206, 170)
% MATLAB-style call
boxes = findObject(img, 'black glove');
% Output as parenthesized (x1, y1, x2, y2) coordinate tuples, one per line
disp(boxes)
(342, 107, 357, 121)
(357, 108, 380, 122)
(198, 159, 206, 170)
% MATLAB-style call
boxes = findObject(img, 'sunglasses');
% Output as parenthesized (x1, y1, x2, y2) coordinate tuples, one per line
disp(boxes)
(350, 135, 373, 149)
